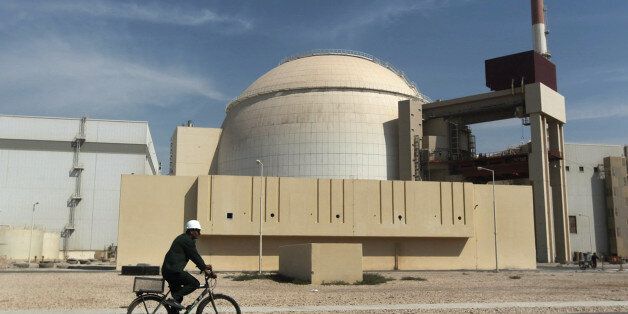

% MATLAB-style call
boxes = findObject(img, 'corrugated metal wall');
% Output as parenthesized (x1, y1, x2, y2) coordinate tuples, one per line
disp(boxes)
(0, 115, 159, 251)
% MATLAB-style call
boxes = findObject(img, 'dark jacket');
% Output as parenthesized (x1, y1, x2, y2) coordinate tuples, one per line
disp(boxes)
(162, 233, 207, 274)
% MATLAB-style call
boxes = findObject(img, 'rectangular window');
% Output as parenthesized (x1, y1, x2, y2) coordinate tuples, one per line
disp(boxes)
(579, 166, 584, 172)
(565, 166, 570, 171)
(569, 216, 577, 234)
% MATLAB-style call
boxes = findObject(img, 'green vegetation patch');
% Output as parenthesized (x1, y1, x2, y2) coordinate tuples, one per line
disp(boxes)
(225, 272, 268, 281)
(321, 280, 350, 285)
(401, 276, 427, 281)
(354, 273, 395, 285)
(267, 273, 309, 285)
(225, 272, 309, 284)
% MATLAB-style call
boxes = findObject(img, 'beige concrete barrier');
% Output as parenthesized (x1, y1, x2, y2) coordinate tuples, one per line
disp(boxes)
(279, 243, 363, 284)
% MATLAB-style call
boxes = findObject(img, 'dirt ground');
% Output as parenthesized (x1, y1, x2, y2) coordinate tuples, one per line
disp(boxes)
(0, 267, 627, 312)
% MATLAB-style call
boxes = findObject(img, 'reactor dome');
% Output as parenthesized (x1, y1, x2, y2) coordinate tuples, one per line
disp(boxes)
(216, 50, 429, 180)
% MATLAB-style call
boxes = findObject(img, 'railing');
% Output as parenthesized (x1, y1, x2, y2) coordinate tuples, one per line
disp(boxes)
(225, 49, 432, 112)
(282, 49, 430, 102)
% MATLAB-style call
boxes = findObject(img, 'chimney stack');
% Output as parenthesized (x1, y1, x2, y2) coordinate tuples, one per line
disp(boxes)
(531, 0, 550, 58)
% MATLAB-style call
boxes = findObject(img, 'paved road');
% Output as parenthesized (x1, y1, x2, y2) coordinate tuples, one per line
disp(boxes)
(2, 300, 628, 313)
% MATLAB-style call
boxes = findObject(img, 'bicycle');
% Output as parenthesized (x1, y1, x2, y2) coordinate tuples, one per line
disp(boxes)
(578, 260, 590, 270)
(127, 271, 241, 314)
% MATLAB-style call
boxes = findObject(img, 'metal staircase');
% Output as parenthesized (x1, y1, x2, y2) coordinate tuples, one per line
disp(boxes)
(62, 117, 86, 254)
(449, 122, 461, 161)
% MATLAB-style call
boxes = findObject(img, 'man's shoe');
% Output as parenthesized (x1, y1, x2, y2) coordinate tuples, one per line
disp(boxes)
(164, 298, 185, 310)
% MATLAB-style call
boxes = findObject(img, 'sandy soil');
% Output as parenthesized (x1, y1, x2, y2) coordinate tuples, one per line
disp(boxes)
(0, 267, 627, 312)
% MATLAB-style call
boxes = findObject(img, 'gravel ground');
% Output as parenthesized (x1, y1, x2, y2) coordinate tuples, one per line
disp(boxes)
(0, 267, 627, 312)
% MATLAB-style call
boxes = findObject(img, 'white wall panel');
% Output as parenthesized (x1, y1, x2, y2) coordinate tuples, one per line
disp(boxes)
(0, 116, 159, 251)
(87, 120, 147, 144)
(0, 116, 78, 141)
(565, 143, 624, 255)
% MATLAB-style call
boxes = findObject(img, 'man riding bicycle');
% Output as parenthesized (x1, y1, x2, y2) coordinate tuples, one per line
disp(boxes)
(162, 220, 212, 310)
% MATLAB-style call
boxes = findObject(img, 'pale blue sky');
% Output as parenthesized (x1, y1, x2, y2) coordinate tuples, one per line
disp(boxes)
(1, 0, 626, 172)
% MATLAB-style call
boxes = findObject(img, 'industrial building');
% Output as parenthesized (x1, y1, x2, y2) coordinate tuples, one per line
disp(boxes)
(0, 115, 159, 259)
(117, 0, 580, 270)
(118, 53, 561, 270)
(564, 143, 628, 258)
(215, 50, 429, 180)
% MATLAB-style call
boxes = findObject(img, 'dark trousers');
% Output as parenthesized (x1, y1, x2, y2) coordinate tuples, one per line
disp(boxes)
(163, 271, 200, 302)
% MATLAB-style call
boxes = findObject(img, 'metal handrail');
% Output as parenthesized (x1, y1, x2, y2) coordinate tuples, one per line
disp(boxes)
(280, 49, 429, 99)
(226, 49, 431, 112)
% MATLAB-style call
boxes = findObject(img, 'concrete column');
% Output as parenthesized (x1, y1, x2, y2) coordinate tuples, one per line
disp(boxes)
(548, 121, 570, 263)
(398, 100, 423, 181)
(528, 113, 555, 262)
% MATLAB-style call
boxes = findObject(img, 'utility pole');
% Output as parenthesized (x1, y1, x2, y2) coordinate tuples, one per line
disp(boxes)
(478, 167, 498, 272)
(28, 202, 39, 264)
(255, 160, 264, 275)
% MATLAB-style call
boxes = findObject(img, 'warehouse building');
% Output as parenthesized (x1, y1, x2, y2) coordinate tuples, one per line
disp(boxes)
(0, 115, 159, 259)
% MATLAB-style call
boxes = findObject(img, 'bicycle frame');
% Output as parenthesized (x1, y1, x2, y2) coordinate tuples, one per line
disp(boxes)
(132, 273, 218, 314)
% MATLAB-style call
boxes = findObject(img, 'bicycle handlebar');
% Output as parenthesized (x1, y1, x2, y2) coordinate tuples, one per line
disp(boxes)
(199, 269, 217, 279)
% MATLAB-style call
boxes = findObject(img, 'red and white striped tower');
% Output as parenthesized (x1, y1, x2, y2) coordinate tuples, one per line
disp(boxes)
(531, 0, 550, 58)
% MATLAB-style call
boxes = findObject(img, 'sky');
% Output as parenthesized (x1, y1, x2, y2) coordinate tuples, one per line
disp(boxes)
(1, 0, 626, 173)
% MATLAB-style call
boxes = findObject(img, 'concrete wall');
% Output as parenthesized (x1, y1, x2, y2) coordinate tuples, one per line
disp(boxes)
(604, 156, 628, 256)
(117, 175, 536, 270)
(42, 232, 60, 260)
(170, 127, 221, 176)
(195, 176, 474, 238)
(0, 227, 44, 260)
(564, 143, 624, 256)
(279, 243, 363, 284)
(117, 175, 197, 267)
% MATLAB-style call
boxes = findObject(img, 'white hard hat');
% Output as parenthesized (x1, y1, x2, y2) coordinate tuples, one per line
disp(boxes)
(185, 220, 202, 230)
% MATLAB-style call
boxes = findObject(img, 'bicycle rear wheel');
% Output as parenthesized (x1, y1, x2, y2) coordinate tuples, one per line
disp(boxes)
(196, 294, 241, 314)
(127, 294, 171, 314)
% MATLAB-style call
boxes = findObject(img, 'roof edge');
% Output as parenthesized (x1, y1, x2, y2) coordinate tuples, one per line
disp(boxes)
(280, 49, 424, 97)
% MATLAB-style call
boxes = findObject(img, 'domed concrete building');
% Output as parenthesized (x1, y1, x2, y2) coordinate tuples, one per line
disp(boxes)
(215, 50, 430, 180)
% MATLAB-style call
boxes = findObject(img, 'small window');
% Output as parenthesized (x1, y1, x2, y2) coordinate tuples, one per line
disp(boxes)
(593, 167, 599, 173)
(226, 212, 233, 219)
(565, 166, 570, 171)
(579, 166, 584, 172)
(569, 216, 577, 234)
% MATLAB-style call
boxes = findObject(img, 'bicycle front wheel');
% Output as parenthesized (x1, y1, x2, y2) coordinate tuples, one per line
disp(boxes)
(127, 294, 171, 314)
(197, 294, 241, 314)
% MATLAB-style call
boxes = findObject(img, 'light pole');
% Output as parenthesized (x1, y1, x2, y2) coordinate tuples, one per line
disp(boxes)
(28, 202, 39, 264)
(255, 160, 264, 275)
(478, 167, 498, 272)
(578, 213, 593, 253)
